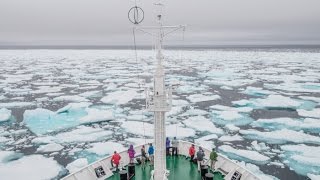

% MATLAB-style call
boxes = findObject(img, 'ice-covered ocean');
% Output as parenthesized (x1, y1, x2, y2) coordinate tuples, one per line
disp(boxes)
(0, 49, 319, 180)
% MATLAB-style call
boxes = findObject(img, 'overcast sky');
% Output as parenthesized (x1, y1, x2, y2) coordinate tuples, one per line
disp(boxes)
(0, 0, 320, 46)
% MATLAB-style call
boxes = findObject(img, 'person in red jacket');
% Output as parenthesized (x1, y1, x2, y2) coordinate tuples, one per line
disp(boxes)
(111, 151, 121, 171)
(189, 144, 196, 162)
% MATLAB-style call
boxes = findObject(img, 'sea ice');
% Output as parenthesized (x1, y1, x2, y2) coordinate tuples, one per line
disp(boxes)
(183, 116, 224, 135)
(297, 109, 320, 118)
(23, 108, 86, 135)
(251, 141, 270, 152)
(225, 124, 240, 132)
(251, 118, 320, 133)
(53, 95, 89, 102)
(101, 90, 138, 105)
(0, 151, 22, 163)
(239, 162, 279, 180)
(218, 134, 243, 142)
(79, 108, 113, 124)
(79, 90, 102, 98)
(240, 129, 320, 144)
(308, 174, 320, 180)
(86, 142, 125, 156)
(66, 158, 88, 173)
(241, 86, 277, 97)
(280, 144, 320, 176)
(211, 110, 254, 126)
(0, 108, 11, 122)
(0, 102, 35, 108)
(121, 121, 196, 138)
(37, 143, 64, 153)
(219, 145, 270, 164)
(186, 94, 220, 103)
(0, 155, 63, 180)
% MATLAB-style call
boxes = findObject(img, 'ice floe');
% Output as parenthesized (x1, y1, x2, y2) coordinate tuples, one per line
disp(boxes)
(186, 94, 220, 103)
(66, 158, 88, 173)
(239, 162, 279, 180)
(121, 121, 196, 138)
(183, 116, 224, 135)
(219, 145, 270, 164)
(37, 143, 64, 153)
(86, 142, 125, 156)
(297, 109, 320, 118)
(218, 134, 243, 142)
(0, 155, 64, 180)
(101, 90, 138, 105)
(240, 129, 320, 144)
(32, 126, 113, 144)
(241, 86, 277, 96)
(280, 144, 320, 176)
(53, 95, 89, 102)
(80, 108, 113, 124)
(251, 118, 320, 133)
(0, 102, 35, 108)
(0, 108, 11, 122)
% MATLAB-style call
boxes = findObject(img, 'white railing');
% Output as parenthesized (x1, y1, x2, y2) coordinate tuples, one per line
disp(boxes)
(62, 141, 261, 180)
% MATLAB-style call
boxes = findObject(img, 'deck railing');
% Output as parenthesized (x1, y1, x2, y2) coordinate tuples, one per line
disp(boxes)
(62, 141, 261, 180)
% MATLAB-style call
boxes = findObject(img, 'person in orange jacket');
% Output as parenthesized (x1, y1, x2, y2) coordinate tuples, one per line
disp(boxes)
(111, 151, 121, 171)
(189, 144, 196, 162)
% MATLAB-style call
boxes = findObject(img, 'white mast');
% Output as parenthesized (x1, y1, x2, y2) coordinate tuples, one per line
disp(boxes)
(146, 1, 172, 180)
(129, 1, 184, 179)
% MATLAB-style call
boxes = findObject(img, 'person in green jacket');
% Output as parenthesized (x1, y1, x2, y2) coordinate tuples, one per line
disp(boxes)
(210, 148, 218, 170)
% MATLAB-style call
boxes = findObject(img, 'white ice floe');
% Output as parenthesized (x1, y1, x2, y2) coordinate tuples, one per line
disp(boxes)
(86, 142, 125, 156)
(56, 102, 92, 113)
(183, 116, 224, 135)
(0, 108, 11, 122)
(53, 95, 89, 102)
(66, 158, 88, 173)
(252, 117, 320, 133)
(37, 143, 64, 153)
(180, 108, 208, 116)
(186, 94, 220, 103)
(297, 109, 320, 118)
(225, 124, 240, 132)
(53, 126, 113, 144)
(241, 86, 277, 96)
(251, 141, 270, 152)
(280, 144, 320, 176)
(239, 162, 279, 180)
(80, 108, 113, 124)
(23, 108, 85, 135)
(194, 134, 218, 150)
(252, 95, 303, 109)
(211, 110, 254, 126)
(32, 126, 113, 144)
(299, 96, 320, 104)
(0, 102, 35, 108)
(121, 121, 196, 138)
(240, 129, 320, 144)
(101, 90, 137, 105)
(0, 151, 22, 163)
(0, 155, 63, 180)
(308, 174, 320, 180)
(218, 134, 243, 142)
(219, 145, 270, 164)
(79, 90, 101, 98)
(126, 138, 154, 146)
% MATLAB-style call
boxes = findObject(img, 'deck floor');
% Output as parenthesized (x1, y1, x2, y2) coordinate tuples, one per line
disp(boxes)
(107, 155, 224, 180)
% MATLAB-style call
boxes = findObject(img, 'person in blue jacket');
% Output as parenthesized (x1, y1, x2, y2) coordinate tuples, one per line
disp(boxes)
(148, 143, 154, 165)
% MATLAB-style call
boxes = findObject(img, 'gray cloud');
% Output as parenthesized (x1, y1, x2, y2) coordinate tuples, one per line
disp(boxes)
(0, 0, 319, 46)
